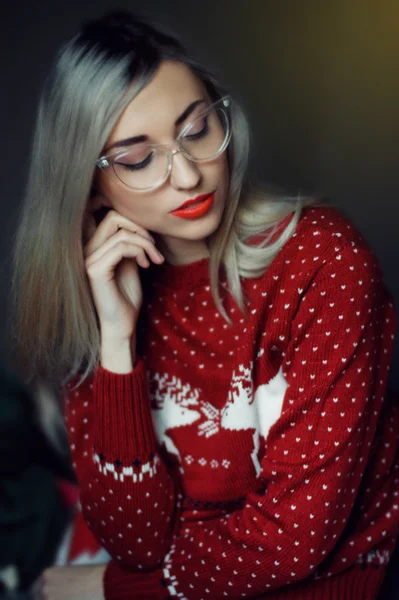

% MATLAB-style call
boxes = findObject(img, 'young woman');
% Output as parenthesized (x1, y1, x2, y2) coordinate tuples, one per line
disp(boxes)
(10, 9, 399, 600)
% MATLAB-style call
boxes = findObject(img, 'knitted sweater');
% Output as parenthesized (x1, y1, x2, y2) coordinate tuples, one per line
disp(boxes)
(64, 206, 399, 599)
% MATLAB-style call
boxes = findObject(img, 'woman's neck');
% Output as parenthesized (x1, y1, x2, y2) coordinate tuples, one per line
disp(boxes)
(156, 234, 210, 266)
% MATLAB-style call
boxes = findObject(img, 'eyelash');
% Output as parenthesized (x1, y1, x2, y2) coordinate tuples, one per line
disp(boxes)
(117, 118, 209, 171)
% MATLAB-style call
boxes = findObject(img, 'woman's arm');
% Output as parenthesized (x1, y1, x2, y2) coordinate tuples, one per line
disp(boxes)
(64, 356, 179, 576)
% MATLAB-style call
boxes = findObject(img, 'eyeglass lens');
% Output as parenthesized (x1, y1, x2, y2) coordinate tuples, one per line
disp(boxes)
(111, 105, 230, 190)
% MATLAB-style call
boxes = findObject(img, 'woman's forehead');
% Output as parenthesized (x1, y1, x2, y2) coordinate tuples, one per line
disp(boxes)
(108, 62, 208, 142)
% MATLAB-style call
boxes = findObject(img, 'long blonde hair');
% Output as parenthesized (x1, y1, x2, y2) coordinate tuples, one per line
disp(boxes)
(9, 10, 325, 396)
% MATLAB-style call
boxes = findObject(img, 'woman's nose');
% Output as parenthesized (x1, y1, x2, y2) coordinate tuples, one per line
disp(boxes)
(170, 150, 202, 190)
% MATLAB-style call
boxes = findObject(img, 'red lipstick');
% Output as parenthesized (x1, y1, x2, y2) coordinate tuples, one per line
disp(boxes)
(170, 192, 215, 219)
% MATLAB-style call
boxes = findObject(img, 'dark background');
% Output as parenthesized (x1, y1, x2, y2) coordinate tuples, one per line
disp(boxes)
(1, 0, 398, 389)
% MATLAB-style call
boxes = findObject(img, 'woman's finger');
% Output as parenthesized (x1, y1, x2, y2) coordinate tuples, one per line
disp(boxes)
(86, 242, 158, 280)
(84, 210, 155, 256)
(85, 229, 164, 266)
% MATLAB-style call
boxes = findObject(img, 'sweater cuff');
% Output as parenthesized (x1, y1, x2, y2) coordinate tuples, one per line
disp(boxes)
(92, 357, 158, 462)
(103, 563, 170, 600)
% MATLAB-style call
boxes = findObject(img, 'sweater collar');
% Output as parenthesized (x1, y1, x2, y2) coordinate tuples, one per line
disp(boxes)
(150, 256, 210, 290)
(150, 211, 296, 291)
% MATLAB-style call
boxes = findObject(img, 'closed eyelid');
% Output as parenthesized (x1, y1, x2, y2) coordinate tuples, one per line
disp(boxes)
(103, 98, 211, 155)
(179, 104, 212, 130)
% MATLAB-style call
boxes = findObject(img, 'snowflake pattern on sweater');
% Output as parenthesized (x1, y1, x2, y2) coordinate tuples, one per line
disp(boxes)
(64, 206, 399, 599)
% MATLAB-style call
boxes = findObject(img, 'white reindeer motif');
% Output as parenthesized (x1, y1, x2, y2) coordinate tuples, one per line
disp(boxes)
(201, 364, 289, 477)
(151, 365, 288, 478)
(151, 373, 201, 469)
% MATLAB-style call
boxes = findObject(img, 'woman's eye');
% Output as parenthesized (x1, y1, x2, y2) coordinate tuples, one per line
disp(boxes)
(116, 151, 153, 171)
(183, 117, 209, 140)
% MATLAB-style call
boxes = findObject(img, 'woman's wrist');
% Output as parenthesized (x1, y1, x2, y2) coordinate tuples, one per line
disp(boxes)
(100, 332, 136, 373)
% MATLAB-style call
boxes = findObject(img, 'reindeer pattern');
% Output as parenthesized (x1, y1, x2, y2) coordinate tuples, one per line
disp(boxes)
(150, 364, 289, 478)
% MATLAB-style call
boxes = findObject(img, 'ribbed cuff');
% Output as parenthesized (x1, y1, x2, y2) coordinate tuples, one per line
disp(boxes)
(93, 357, 158, 462)
(104, 563, 170, 600)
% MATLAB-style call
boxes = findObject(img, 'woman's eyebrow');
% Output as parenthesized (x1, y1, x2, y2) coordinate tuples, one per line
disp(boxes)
(175, 98, 206, 126)
(104, 98, 207, 153)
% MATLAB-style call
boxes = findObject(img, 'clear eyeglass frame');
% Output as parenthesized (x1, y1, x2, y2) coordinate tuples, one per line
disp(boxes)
(95, 94, 233, 192)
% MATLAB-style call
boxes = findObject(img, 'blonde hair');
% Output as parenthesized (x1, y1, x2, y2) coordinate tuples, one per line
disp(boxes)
(9, 10, 325, 398)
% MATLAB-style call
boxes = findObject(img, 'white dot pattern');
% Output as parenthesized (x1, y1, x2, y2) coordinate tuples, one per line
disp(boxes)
(63, 207, 399, 599)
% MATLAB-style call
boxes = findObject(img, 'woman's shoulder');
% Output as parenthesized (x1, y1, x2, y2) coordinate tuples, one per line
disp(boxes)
(244, 202, 384, 291)
(246, 203, 385, 298)
(249, 203, 379, 269)
(247, 203, 367, 251)
(298, 204, 364, 242)
(288, 204, 380, 269)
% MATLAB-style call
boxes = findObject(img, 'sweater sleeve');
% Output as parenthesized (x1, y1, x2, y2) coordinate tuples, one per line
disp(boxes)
(97, 241, 397, 599)
(63, 357, 178, 597)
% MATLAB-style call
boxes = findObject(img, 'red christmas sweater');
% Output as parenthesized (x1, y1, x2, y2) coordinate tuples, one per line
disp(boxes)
(64, 206, 399, 599)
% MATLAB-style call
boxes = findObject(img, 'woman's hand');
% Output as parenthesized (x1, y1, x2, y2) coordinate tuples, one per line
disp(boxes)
(83, 208, 164, 342)
(32, 564, 106, 600)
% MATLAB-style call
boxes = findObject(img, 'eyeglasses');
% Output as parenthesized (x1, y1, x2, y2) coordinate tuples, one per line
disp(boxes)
(96, 95, 232, 191)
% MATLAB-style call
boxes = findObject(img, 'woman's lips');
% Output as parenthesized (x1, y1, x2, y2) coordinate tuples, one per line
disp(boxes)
(174, 191, 215, 211)
(170, 192, 215, 219)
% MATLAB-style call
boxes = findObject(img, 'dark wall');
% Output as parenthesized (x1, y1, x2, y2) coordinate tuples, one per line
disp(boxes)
(1, 0, 398, 387)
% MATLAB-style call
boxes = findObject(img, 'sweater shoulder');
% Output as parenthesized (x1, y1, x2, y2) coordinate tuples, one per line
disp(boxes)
(295, 205, 372, 254)
(248, 204, 374, 262)
(284, 204, 381, 271)
(249, 204, 388, 303)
